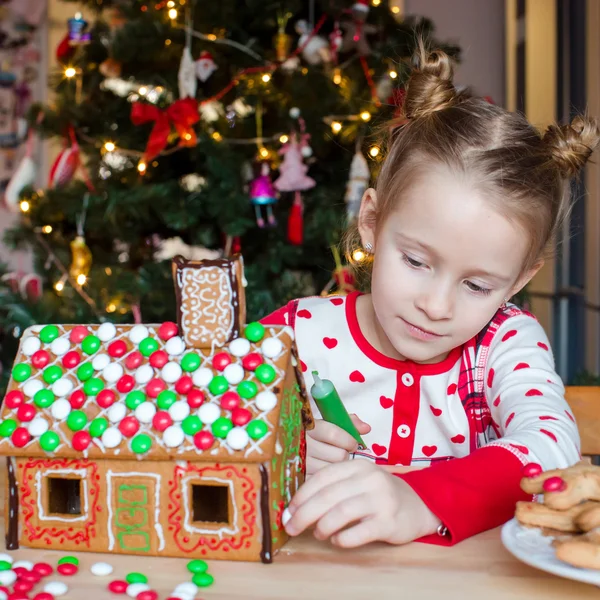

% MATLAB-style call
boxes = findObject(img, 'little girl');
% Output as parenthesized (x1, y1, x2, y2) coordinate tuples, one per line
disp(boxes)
(262, 45, 600, 549)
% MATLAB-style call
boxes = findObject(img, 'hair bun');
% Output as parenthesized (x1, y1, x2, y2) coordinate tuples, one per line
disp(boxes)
(543, 115, 600, 178)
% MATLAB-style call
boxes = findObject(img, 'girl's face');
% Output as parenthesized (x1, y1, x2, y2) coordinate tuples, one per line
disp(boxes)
(359, 164, 540, 364)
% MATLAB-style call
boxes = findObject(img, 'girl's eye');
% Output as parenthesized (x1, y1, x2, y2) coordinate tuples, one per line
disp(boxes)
(403, 255, 425, 268)
(465, 281, 492, 296)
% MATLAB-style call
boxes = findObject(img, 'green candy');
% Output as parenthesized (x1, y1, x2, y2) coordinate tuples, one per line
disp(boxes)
(81, 335, 100, 355)
(139, 337, 159, 357)
(244, 322, 265, 343)
(0, 560, 11, 571)
(247, 419, 269, 440)
(181, 352, 201, 372)
(125, 572, 147, 584)
(255, 364, 276, 384)
(40, 430, 60, 452)
(84, 377, 104, 396)
(34, 389, 55, 408)
(212, 417, 233, 439)
(39, 325, 59, 344)
(43, 365, 63, 384)
(192, 572, 214, 587)
(209, 375, 229, 396)
(181, 415, 202, 436)
(187, 559, 208, 574)
(237, 380, 258, 399)
(130, 434, 152, 454)
(12, 363, 31, 382)
(89, 417, 108, 438)
(58, 556, 79, 566)
(67, 410, 87, 431)
(157, 390, 177, 410)
(77, 363, 94, 382)
(126, 390, 146, 410)
(0, 419, 17, 437)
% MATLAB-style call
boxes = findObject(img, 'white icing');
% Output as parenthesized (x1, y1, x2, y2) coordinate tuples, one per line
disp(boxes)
(256, 390, 278, 412)
(97, 322, 117, 342)
(92, 353, 110, 371)
(135, 402, 156, 424)
(50, 398, 71, 420)
(13, 560, 33, 569)
(28, 417, 49, 437)
(102, 427, 122, 448)
(44, 581, 68, 596)
(162, 361, 182, 383)
(198, 402, 220, 425)
(227, 427, 249, 450)
(165, 335, 185, 356)
(102, 363, 123, 383)
(107, 403, 127, 423)
(0, 571, 16, 586)
(229, 337, 250, 357)
(127, 583, 150, 598)
(52, 377, 74, 398)
(192, 367, 213, 387)
(90, 561, 113, 576)
(261, 337, 283, 358)
(50, 337, 70, 356)
(224, 363, 244, 384)
(275, 440, 283, 454)
(129, 324, 149, 344)
(135, 364, 154, 384)
(163, 425, 184, 447)
(22, 336, 41, 356)
(169, 401, 190, 422)
(23, 379, 44, 398)
(282, 507, 292, 527)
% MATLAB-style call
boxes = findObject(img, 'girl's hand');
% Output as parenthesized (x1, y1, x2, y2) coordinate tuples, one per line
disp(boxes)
(306, 416, 371, 476)
(285, 460, 441, 548)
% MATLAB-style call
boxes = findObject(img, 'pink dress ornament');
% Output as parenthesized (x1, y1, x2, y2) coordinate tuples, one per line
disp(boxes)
(249, 162, 278, 228)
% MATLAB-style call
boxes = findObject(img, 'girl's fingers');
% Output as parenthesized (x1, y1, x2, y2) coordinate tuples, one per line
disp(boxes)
(308, 440, 350, 464)
(330, 517, 390, 549)
(313, 493, 372, 541)
(308, 421, 359, 452)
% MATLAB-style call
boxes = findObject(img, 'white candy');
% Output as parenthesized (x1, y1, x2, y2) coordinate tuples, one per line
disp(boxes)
(127, 583, 150, 598)
(0, 554, 13, 564)
(171, 593, 193, 600)
(135, 364, 154, 385)
(282, 507, 292, 526)
(169, 401, 190, 422)
(229, 337, 250, 357)
(23, 379, 44, 398)
(129, 325, 149, 344)
(22, 336, 41, 356)
(51, 398, 71, 420)
(92, 353, 110, 371)
(0, 571, 15, 586)
(192, 367, 213, 387)
(44, 581, 68, 596)
(107, 403, 127, 423)
(198, 402, 220, 425)
(224, 363, 244, 385)
(0, 590, 6, 600)
(256, 390, 278, 412)
(163, 425, 184, 448)
(261, 337, 283, 358)
(135, 402, 156, 424)
(165, 336, 185, 356)
(103, 363, 123, 383)
(12, 560, 33, 570)
(28, 417, 49, 437)
(90, 561, 113, 576)
(97, 322, 117, 342)
(52, 377, 74, 398)
(102, 426, 122, 448)
(50, 337, 70, 356)
(161, 361, 182, 383)
(227, 427, 249, 450)
(174, 582, 198, 595)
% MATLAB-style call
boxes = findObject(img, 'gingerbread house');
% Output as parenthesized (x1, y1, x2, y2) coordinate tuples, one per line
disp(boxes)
(0, 256, 312, 563)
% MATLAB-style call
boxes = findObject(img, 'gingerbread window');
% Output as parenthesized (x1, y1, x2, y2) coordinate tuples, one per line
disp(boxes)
(47, 476, 82, 516)
(190, 483, 231, 525)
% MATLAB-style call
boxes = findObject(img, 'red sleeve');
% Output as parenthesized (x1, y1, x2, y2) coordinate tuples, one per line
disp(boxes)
(396, 446, 532, 545)
(260, 299, 299, 328)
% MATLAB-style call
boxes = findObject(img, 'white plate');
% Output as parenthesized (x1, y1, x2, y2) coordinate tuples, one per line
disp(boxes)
(501, 517, 600, 586)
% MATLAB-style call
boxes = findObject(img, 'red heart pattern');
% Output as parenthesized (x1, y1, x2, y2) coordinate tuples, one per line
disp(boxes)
(297, 309, 312, 319)
(505, 412, 516, 428)
(502, 329, 517, 342)
(300, 360, 307, 373)
(565, 410, 575, 423)
(493, 395, 501, 407)
(451, 434, 465, 444)
(509, 443, 529, 455)
(526, 389, 543, 397)
(349, 370, 365, 383)
(323, 337, 338, 349)
(487, 368, 495, 388)
(447, 383, 457, 395)
(539, 415, 558, 421)
(540, 429, 558, 443)
(379, 396, 393, 409)
(430, 406, 442, 417)
(330, 298, 344, 306)
(514, 362, 530, 370)
(372, 443, 387, 456)
(537, 342, 549, 350)
(422, 445, 437, 457)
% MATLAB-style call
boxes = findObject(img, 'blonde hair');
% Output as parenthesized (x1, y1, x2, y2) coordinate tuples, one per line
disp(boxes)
(344, 43, 600, 282)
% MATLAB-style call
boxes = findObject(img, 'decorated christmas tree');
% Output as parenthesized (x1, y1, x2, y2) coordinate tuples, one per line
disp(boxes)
(0, 0, 458, 387)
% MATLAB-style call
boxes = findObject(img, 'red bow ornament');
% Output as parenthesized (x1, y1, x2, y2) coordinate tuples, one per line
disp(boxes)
(131, 97, 200, 161)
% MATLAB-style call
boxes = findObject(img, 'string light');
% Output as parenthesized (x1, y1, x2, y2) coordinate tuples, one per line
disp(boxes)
(261, 73, 271, 83)
(42, 225, 53, 234)
(360, 111, 371, 122)
(389, 70, 398, 79)
(137, 160, 147, 174)
(167, 0, 175, 6)
(64, 67, 77, 78)
(369, 145, 380, 158)
(138, 86, 148, 96)
(211, 131, 222, 141)
(168, 8, 178, 19)
(104, 141, 116, 152)
(206, 34, 217, 41)
(331, 121, 342, 133)
(165, 39, 172, 46)
(391, 6, 400, 14)
(258, 147, 270, 159)
(333, 68, 342, 85)
(372, 0, 381, 5)
(54, 281, 65, 292)
(19, 200, 30, 212)
(279, 134, 289, 144)
(352, 249, 366, 262)
(76, 274, 87, 286)
(105, 267, 112, 275)
(106, 302, 117, 313)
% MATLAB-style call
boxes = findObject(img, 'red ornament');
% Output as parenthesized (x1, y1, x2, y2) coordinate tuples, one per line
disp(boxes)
(522, 462, 543, 478)
(72, 430, 92, 451)
(16, 403, 36, 422)
(5, 390, 24, 409)
(125, 351, 144, 370)
(62, 350, 81, 369)
(33, 594, 54, 600)
(12, 426, 31, 447)
(287, 192, 303, 245)
(107, 580, 128, 594)
(146, 378, 166, 398)
(213, 352, 232, 371)
(14, 580, 34, 593)
(137, 591, 159, 600)
(242, 352, 263, 371)
(158, 321, 178, 341)
(118, 416, 140, 437)
(117, 375, 135, 394)
(194, 430, 214, 450)
(232, 407, 252, 426)
(70, 325, 89, 343)
(32, 563, 53, 577)
(187, 389, 205, 408)
(108, 340, 127, 358)
(149, 350, 169, 369)
(220, 391, 240, 411)
(96, 389, 116, 409)
(31, 350, 50, 369)
(57, 563, 78, 576)
(175, 376, 194, 395)
(69, 390, 86, 409)
(152, 411, 172, 432)
(542, 476, 566, 493)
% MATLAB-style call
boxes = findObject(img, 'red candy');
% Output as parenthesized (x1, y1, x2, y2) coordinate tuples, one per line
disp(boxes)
(72, 430, 92, 451)
(220, 391, 240, 411)
(522, 462, 543, 478)
(32, 562, 53, 577)
(108, 340, 127, 358)
(146, 378, 166, 398)
(96, 389, 116, 409)
(158, 321, 178, 341)
(119, 416, 140, 437)
(117, 375, 135, 394)
(62, 350, 81, 369)
(187, 389, 205, 408)
(8, 592, 29, 600)
(19, 571, 40, 583)
(232, 407, 252, 426)
(542, 476, 566, 492)
(12, 427, 31, 448)
(213, 352, 232, 371)
(69, 390, 86, 409)
(242, 352, 263, 371)
(175, 376, 194, 395)
(5, 390, 24, 409)
(137, 591, 158, 600)
(57, 563, 77, 576)
(70, 325, 89, 343)
(12, 567, 27, 578)
(14, 580, 34, 593)
(16, 403, 36, 422)
(194, 430, 215, 450)
(31, 349, 50, 370)
(149, 350, 169, 369)
(108, 580, 128, 594)
(125, 351, 143, 370)
(33, 594, 55, 600)
(152, 411, 172, 432)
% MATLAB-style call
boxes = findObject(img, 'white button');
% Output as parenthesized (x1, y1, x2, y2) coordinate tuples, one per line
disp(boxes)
(397, 424, 411, 438)
(401, 373, 414, 387)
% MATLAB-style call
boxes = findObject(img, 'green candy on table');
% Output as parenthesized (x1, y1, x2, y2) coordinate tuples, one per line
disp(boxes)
(89, 417, 108, 438)
(77, 363, 95, 381)
(39, 325, 59, 344)
(81, 335, 101, 355)
(246, 419, 268, 440)
(84, 377, 105, 396)
(0, 560, 11, 571)
(0, 419, 17, 438)
(212, 417, 233, 439)
(43, 365, 63, 384)
(181, 352, 201, 372)
(40, 431, 60, 452)
(58, 556, 79, 566)
(255, 363, 276, 384)
(187, 559, 208, 574)
(209, 375, 229, 396)
(244, 322, 265, 343)
(12, 363, 31, 382)
(139, 337, 159, 357)
(34, 389, 55, 408)
(181, 415, 202, 436)
(126, 390, 146, 410)
(237, 380, 258, 399)
(67, 410, 87, 431)
(157, 390, 177, 410)
(125, 572, 147, 584)
(130, 434, 152, 454)
(192, 572, 214, 587)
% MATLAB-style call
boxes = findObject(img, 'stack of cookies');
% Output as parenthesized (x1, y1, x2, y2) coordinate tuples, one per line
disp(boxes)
(516, 462, 600, 569)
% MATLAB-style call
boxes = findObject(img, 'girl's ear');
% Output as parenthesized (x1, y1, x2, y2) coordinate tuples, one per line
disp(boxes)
(510, 259, 545, 297)
(358, 188, 378, 250)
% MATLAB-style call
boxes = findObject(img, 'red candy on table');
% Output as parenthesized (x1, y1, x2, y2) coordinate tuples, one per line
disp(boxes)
(108, 339, 127, 358)
(175, 376, 194, 395)
(33, 594, 54, 600)
(57, 563, 77, 576)
(119, 416, 140, 437)
(117, 375, 135, 394)
(108, 580, 128, 594)
(152, 411, 172, 432)
(12, 567, 27, 577)
(62, 350, 81, 369)
(19, 570, 40, 583)
(542, 476, 566, 492)
(242, 352, 263, 371)
(72, 430, 92, 451)
(149, 350, 169, 369)
(137, 591, 159, 600)
(16, 403, 36, 422)
(187, 389, 205, 408)
(220, 391, 240, 411)
(194, 430, 215, 450)
(31, 350, 51, 369)
(125, 351, 143, 370)
(5, 390, 24, 409)
(8, 592, 29, 600)
(522, 462, 543, 478)
(213, 352, 232, 371)
(11, 427, 31, 448)
(96, 389, 116, 409)
(32, 562, 53, 577)
(146, 378, 166, 398)
(69, 390, 86, 409)
(232, 407, 252, 426)
(14, 579, 34, 593)
(158, 321, 178, 341)
(70, 325, 89, 343)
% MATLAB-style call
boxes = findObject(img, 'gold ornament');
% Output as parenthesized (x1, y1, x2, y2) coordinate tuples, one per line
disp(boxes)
(69, 235, 92, 282)
(273, 31, 292, 62)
